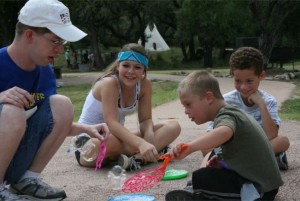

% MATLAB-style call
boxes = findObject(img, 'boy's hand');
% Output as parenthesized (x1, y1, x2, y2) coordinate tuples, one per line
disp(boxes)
(207, 155, 229, 169)
(248, 91, 264, 106)
(168, 143, 189, 160)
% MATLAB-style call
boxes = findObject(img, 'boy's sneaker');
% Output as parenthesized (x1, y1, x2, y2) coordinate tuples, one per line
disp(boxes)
(183, 180, 193, 192)
(159, 145, 171, 155)
(117, 155, 142, 171)
(276, 152, 288, 171)
(157, 145, 171, 162)
(166, 189, 193, 201)
(10, 178, 66, 201)
(0, 187, 27, 201)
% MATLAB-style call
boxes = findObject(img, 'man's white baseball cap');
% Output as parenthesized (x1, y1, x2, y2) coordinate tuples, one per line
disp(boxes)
(18, 0, 87, 42)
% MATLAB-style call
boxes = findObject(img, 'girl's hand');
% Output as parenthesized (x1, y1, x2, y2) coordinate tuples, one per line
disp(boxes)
(88, 123, 110, 142)
(138, 140, 158, 162)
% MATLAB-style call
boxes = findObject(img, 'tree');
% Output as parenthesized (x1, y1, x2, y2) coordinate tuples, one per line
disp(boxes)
(175, 0, 252, 66)
(249, 0, 297, 66)
(0, 0, 26, 47)
(63, 0, 105, 69)
(64, 0, 153, 69)
(280, 2, 300, 61)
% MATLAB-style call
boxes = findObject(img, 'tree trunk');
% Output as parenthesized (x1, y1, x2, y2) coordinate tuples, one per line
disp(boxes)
(90, 19, 104, 70)
(180, 42, 188, 62)
(259, 33, 277, 69)
(0, 17, 11, 46)
(188, 37, 196, 60)
(203, 37, 213, 67)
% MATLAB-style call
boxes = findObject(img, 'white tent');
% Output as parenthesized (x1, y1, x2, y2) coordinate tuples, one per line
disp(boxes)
(138, 24, 170, 51)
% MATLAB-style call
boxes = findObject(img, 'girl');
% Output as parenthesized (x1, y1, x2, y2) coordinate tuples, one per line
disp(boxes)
(75, 43, 181, 170)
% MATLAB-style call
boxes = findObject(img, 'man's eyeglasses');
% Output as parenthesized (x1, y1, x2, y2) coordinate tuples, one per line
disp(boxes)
(42, 35, 67, 47)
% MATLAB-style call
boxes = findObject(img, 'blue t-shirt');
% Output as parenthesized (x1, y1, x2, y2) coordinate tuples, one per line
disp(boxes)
(0, 47, 56, 108)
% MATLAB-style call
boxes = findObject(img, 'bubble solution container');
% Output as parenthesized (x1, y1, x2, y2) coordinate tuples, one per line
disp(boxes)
(68, 134, 98, 162)
(81, 141, 98, 162)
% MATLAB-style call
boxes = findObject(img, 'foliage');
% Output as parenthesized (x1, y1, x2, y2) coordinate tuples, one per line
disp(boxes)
(2, 0, 300, 69)
(249, 0, 298, 65)
(0, 0, 25, 46)
(174, 0, 255, 65)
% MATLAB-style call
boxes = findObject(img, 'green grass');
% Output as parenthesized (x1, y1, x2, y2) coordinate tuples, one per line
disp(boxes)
(279, 79, 300, 121)
(57, 81, 178, 121)
(57, 84, 92, 121)
(151, 80, 178, 107)
(57, 74, 300, 122)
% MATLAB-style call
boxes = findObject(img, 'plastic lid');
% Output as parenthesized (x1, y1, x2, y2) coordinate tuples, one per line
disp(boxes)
(162, 169, 189, 180)
(107, 194, 155, 201)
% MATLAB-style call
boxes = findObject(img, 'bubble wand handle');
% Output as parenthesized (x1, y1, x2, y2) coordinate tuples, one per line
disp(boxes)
(95, 142, 106, 170)
(158, 143, 189, 170)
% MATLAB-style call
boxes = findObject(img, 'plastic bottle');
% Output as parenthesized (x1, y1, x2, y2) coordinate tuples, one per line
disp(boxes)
(107, 165, 127, 190)
(67, 134, 98, 162)
(81, 141, 98, 162)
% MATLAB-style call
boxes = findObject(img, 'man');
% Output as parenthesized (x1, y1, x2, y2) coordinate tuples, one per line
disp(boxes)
(0, 0, 109, 200)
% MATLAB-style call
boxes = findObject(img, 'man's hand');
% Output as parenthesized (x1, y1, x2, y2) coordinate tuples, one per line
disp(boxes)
(0, 87, 34, 108)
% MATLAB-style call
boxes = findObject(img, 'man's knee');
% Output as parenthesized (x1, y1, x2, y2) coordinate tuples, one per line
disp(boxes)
(49, 95, 74, 134)
(50, 95, 74, 118)
(0, 104, 27, 136)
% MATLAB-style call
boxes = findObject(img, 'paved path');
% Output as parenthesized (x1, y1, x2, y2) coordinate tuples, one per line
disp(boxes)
(44, 73, 299, 200)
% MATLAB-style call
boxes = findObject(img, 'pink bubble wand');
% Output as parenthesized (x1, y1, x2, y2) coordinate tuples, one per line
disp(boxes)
(122, 144, 188, 193)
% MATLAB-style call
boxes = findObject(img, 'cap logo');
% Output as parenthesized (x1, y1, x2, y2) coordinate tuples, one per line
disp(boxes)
(60, 13, 70, 24)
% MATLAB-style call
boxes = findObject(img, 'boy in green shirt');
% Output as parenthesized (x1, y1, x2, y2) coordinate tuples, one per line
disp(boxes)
(166, 71, 283, 201)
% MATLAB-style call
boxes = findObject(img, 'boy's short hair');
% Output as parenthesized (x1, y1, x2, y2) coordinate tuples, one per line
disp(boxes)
(229, 47, 264, 76)
(178, 71, 223, 99)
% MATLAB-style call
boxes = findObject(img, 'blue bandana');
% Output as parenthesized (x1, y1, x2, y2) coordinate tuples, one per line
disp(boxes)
(117, 51, 148, 68)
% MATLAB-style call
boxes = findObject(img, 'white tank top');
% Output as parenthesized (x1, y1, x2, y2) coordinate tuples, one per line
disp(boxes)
(78, 75, 140, 125)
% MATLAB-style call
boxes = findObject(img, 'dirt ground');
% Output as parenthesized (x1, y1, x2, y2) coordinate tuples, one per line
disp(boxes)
(44, 72, 300, 201)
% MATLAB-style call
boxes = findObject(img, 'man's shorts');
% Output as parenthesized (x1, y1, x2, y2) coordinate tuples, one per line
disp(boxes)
(1, 98, 54, 184)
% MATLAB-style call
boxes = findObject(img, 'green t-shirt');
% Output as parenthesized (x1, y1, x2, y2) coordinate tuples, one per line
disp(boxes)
(213, 104, 283, 192)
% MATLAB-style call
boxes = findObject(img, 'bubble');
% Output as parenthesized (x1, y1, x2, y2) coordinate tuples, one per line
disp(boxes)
(107, 165, 127, 190)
